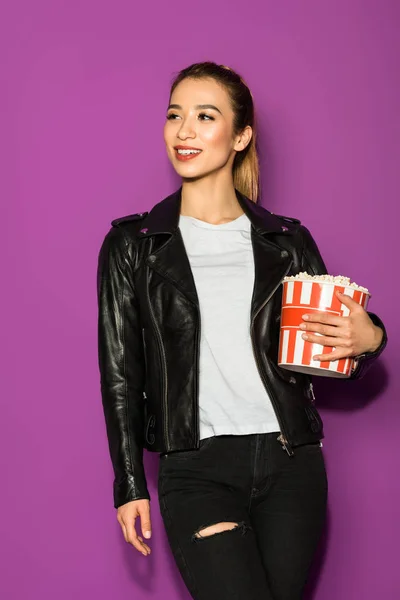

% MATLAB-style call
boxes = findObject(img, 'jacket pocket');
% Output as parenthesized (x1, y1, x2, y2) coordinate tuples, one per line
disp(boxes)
(145, 413, 156, 446)
(304, 405, 323, 434)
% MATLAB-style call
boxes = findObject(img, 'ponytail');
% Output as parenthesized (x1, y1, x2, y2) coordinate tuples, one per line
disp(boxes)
(233, 124, 260, 202)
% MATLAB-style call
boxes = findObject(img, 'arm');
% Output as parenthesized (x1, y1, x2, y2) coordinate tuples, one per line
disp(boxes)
(299, 225, 388, 379)
(97, 226, 150, 508)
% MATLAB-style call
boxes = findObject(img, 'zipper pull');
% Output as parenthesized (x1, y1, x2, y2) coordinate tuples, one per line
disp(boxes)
(309, 382, 316, 403)
(277, 434, 294, 457)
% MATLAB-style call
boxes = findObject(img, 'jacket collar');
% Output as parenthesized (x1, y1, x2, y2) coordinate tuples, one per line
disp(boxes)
(137, 186, 296, 318)
(137, 186, 297, 238)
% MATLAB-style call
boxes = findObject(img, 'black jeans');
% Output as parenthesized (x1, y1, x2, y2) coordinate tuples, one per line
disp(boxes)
(158, 432, 328, 600)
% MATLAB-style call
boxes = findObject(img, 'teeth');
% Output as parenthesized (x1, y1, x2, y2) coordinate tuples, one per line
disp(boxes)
(177, 149, 201, 155)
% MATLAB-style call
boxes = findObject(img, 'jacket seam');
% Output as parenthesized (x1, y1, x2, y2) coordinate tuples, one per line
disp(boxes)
(117, 229, 138, 495)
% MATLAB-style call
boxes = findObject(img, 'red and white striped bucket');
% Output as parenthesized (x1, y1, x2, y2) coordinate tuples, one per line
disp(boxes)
(278, 278, 370, 377)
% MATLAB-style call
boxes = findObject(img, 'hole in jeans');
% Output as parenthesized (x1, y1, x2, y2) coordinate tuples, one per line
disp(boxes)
(192, 521, 250, 543)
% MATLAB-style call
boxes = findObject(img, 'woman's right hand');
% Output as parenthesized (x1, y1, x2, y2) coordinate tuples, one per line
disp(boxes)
(117, 499, 152, 556)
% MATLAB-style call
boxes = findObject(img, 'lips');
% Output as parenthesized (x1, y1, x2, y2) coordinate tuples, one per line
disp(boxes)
(174, 146, 203, 162)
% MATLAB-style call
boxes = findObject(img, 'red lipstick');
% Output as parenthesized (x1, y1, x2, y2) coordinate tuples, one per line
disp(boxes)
(174, 145, 203, 162)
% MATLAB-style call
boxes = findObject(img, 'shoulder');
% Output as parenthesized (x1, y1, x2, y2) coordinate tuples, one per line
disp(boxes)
(270, 211, 301, 227)
(98, 211, 148, 260)
(267, 209, 302, 236)
(265, 208, 315, 251)
(109, 210, 148, 244)
(245, 196, 302, 234)
(111, 211, 148, 227)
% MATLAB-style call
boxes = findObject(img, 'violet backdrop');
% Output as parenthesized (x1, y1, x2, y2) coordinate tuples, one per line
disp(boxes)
(1, 1, 398, 599)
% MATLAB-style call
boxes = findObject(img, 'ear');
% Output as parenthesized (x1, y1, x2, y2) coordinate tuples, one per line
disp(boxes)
(233, 125, 253, 152)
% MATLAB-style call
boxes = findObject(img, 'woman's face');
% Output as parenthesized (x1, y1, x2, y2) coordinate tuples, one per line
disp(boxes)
(164, 77, 248, 180)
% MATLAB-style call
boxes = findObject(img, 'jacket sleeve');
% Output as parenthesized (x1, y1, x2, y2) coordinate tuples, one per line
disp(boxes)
(97, 225, 150, 508)
(299, 225, 388, 380)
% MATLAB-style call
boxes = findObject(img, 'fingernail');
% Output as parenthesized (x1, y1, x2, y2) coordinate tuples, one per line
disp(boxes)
(302, 334, 308, 340)
(302, 314, 309, 320)
(313, 355, 320, 360)
(144, 531, 151, 539)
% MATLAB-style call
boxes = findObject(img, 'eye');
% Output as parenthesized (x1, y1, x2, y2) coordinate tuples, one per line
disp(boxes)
(198, 112, 214, 121)
(166, 113, 179, 120)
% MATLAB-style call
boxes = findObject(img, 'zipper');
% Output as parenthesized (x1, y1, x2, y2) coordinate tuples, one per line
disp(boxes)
(194, 304, 201, 448)
(309, 381, 316, 404)
(141, 328, 148, 401)
(276, 433, 293, 455)
(250, 253, 294, 457)
(146, 254, 169, 449)
(145, 275, 201, 451)
(142, 327, 148, 374)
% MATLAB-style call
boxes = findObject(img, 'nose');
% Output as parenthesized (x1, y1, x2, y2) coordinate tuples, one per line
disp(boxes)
(177, 117, 196, 140)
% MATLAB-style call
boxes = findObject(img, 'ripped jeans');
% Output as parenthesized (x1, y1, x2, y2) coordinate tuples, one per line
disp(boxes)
(158, 432, 328, 600)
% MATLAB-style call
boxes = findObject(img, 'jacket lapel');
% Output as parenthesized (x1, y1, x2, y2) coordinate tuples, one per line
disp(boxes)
(146, 228, 199, 305)
(250, 232, 293, 321)
(137, 187, 296, 319)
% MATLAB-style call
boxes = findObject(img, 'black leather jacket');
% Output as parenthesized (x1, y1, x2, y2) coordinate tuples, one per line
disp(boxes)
(97, 187, 388, 508)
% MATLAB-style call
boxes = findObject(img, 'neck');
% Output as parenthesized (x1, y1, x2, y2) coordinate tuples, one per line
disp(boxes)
(180, 171, 244, 224)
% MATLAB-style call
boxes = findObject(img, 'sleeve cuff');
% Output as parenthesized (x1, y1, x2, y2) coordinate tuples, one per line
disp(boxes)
(349, 312, 388, 379)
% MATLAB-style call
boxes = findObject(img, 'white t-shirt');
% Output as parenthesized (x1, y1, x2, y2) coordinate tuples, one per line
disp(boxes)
(178, 211, 280, 440)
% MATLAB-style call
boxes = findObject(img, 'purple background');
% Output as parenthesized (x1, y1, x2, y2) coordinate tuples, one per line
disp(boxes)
(1, 1, 398, 598)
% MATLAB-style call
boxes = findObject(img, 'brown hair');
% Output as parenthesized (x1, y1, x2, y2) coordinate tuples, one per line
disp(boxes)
(169, 61, 260, 203)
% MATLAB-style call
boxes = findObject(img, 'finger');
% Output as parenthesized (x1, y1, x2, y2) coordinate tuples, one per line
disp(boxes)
(302, 311, 344, 326)
(129, 531, 149, 555)
(335, 290, 363, 307)
(140, 506, 152, 541)
(137, 535, 149, 546)
(300, 322, 343, 337)
(301, 333, 351, 347)
(313, 349, 354, 361)
(137, 536, 151, 553)
(119, 519, 129, 543)
(124, 516, 149, 555)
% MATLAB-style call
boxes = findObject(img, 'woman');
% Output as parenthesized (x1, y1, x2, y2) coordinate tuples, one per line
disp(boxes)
(97, 62, 387, 599)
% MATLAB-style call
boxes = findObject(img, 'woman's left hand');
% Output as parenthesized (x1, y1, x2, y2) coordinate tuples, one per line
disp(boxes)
(300, 290, 384, 362)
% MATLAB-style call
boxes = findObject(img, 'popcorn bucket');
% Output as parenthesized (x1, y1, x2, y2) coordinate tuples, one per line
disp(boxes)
(278, 275, 370, 378)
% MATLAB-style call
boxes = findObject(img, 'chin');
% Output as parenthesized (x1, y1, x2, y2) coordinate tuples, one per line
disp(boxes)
(172, 161, 226, 180)
(172, 164, 208, 179)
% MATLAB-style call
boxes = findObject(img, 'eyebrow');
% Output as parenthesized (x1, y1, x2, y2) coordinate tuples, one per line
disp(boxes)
(167, 103, 222, 115)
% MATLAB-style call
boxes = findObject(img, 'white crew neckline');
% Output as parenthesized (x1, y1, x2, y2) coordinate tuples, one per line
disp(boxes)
(179, 212, 249, 230)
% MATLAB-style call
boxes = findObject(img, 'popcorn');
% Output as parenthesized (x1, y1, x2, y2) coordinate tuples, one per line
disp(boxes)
(283, 272, 369, 294)
(278, 272, 371, 378)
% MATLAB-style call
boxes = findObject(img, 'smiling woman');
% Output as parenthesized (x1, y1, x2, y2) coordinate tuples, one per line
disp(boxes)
(97, 61, 388, 600)
(163, 64, 258, 214)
